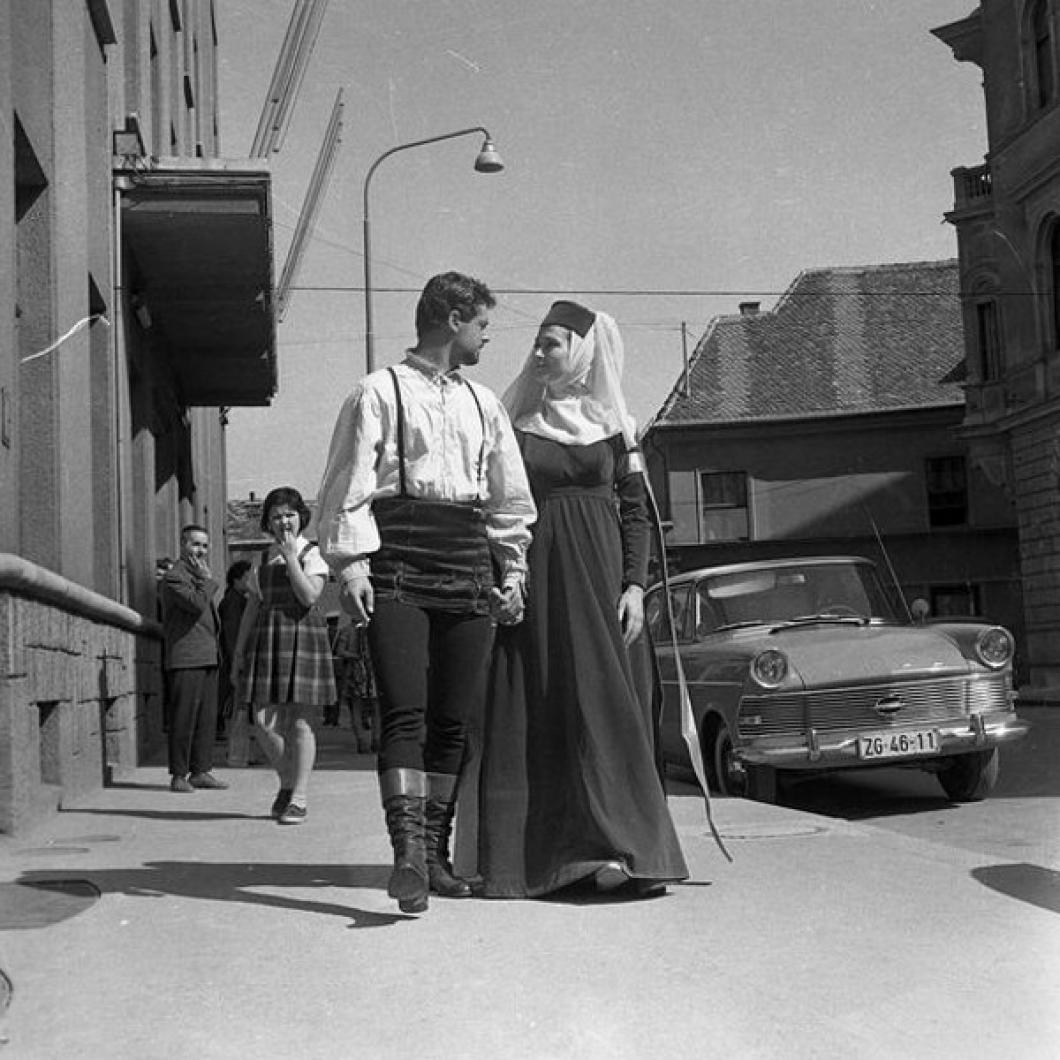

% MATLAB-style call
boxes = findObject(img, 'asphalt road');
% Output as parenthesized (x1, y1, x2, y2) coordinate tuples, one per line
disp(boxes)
(774, 705, 1060, 870)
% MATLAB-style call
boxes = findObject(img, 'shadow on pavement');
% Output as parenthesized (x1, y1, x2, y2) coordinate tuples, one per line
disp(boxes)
(15, 862, 411, 928)
(779, 772, 953, 821)
(106, 781, 174, 793)
(59, 808, 258, 823)
(971, 862, 1060, 915)
(0, 878, 101, 930)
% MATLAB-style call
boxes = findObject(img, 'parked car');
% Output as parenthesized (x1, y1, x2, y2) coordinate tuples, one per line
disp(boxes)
(646, 556, 1028, 803)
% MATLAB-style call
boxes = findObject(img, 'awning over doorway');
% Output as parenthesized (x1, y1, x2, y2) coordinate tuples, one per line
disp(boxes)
(120, 158, 277, 406)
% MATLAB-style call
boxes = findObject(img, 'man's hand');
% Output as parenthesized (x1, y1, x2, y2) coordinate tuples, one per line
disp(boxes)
(340, 575, 374, 626)
(489, 582, 524, 626)
(190, 556, 212, 582)
(618, 584, 644, 647)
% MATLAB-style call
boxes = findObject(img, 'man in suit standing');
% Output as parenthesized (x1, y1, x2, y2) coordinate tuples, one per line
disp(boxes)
(161, 524, 228, 793)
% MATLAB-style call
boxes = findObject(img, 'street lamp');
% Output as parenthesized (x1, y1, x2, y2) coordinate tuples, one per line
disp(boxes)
(362, 126, 504, 374)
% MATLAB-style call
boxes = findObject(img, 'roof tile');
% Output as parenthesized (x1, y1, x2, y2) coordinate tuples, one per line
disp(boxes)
(653, 259, 964, 426)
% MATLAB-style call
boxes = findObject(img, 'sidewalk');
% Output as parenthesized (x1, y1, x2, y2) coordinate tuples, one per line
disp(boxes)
(0, 726, 1057, 1060)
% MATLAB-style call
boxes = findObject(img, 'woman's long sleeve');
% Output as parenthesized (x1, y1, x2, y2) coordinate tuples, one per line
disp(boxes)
(615, 445, 652, 589)
(481, 395, 536, 582)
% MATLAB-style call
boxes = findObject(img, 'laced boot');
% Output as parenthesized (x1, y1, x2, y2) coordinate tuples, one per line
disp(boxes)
(380, 768, 429, 914)
(425, 772, 472, 898)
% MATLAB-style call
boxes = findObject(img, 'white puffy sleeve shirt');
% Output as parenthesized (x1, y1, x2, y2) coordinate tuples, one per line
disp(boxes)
(316, 361, 536, 585)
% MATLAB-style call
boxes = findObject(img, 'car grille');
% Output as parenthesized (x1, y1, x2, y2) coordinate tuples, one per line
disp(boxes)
(738, 673, 1011, 738)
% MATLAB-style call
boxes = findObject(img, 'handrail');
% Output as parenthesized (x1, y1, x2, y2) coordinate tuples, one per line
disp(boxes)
(0, 553, 162, 638)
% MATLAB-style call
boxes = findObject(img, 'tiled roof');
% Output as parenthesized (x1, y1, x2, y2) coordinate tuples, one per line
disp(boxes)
(226, 498, 268, 546)
(651, 260, 965, 427)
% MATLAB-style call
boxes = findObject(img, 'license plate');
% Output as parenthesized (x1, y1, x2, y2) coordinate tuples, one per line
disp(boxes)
(857, 729, 938, 760)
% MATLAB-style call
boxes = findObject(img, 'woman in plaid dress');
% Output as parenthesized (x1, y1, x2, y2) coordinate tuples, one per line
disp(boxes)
(232, 487, 336, 824)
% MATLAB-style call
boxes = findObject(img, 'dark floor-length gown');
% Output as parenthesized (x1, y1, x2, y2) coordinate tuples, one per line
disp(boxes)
(476, 432, 688, 897)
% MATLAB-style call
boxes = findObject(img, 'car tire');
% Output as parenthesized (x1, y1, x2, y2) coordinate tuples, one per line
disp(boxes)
(710, 723, 744, 798)
(710, 720, 780, 803)
(936, 747, 1000, 802)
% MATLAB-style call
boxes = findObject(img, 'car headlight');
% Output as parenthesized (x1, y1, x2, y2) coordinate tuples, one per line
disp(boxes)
(975, 626, 1014, 669)
(751, 649, 788, 688)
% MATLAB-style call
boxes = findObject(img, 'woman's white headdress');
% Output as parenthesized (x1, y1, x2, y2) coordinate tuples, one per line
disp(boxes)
(502, 303, 638, 449)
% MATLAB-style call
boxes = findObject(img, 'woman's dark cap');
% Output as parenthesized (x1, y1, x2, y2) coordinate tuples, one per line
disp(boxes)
(540, 300, 595, 338)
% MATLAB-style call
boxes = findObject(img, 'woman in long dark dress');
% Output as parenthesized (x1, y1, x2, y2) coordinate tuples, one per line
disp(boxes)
(476, 300, 688, 898)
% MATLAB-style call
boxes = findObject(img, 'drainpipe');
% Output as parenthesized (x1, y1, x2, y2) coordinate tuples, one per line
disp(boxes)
(111, 176, 131, 605)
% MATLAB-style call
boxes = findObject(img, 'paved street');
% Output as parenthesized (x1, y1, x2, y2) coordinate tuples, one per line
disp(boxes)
(1, 720, 1058, 1060)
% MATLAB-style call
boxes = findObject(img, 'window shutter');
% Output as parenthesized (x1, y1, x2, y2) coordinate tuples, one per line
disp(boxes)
(668, 471, 699, 543)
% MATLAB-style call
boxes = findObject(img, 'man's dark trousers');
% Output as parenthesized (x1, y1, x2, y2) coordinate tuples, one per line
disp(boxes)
(167, 666, 219, 777)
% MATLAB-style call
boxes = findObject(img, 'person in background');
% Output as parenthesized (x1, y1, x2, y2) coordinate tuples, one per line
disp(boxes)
(231, 487, 336, 825)
(217, 559, 252, 739)
(323, 616, 343, 728)
(475, 300, 687, 898)
(330, 615, 380, 752)
(160, 526, 228, 794)
(316, 271, 535, 915)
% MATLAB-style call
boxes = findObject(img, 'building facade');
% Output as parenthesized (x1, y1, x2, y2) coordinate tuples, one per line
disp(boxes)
(934, 1, 1060, 701)
(0, 0, 276, 833)
(643, 261, 1024, 675)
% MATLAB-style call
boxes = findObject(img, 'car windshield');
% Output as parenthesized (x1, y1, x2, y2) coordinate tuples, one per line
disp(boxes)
(696, 561, 899, 632)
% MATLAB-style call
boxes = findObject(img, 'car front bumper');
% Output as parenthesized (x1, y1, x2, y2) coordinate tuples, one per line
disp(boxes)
(738, 710, 1030, 771)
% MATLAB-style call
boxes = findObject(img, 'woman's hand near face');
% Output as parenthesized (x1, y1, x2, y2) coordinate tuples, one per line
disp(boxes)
(618, 584, 645, 647)
(276, 525, 300, 562)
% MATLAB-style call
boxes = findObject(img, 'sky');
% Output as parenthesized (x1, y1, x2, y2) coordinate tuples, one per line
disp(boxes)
(216, 0, 988, 502)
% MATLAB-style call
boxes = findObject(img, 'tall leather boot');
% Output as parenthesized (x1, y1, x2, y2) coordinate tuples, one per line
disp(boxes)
(379, 768, 429, 914)
(425, 772, 472, 899)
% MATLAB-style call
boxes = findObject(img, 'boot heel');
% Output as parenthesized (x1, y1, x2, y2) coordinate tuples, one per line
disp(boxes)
(387, 862, 429, 902)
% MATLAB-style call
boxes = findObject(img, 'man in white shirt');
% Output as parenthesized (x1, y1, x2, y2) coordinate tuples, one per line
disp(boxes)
(317, 271, 535, 914)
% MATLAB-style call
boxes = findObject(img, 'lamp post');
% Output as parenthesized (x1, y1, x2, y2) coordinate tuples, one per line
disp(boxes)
(362, 126, 504, 373)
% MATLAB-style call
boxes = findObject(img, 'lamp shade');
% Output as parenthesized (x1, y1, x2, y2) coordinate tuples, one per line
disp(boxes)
(474, 139, 505, 173)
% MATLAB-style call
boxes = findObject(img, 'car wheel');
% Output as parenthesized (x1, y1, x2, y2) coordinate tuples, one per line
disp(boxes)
(936, 748, 1000, 802)
(711, 723, 748, 798)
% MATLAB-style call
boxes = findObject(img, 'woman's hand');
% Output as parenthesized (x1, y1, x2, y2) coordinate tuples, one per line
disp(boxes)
(618, 584, 645, 647)
(276, 526, 300, 563)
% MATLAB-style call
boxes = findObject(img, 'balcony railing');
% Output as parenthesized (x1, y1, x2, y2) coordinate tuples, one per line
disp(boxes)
(952, 163, 993, 209)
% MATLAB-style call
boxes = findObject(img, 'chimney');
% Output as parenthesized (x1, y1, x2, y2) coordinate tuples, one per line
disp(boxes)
(739, 301, 760, 317)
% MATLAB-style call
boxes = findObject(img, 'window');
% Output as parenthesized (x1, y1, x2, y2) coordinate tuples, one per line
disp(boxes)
(666, 468, 752, 543)
(930, 584, 981, 618)
(699, 470, 750, 542)
(925, 456, 968, 528)
(699, 471, 749, 542)
(645, 584, 691, 641)
(975, 299, 1002, 380)
(1033, 0, 1055, 109)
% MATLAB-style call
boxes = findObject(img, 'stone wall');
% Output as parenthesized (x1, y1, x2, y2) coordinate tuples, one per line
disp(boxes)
(0, 558, 163, 835)
(1011, 414, 1060, 700)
